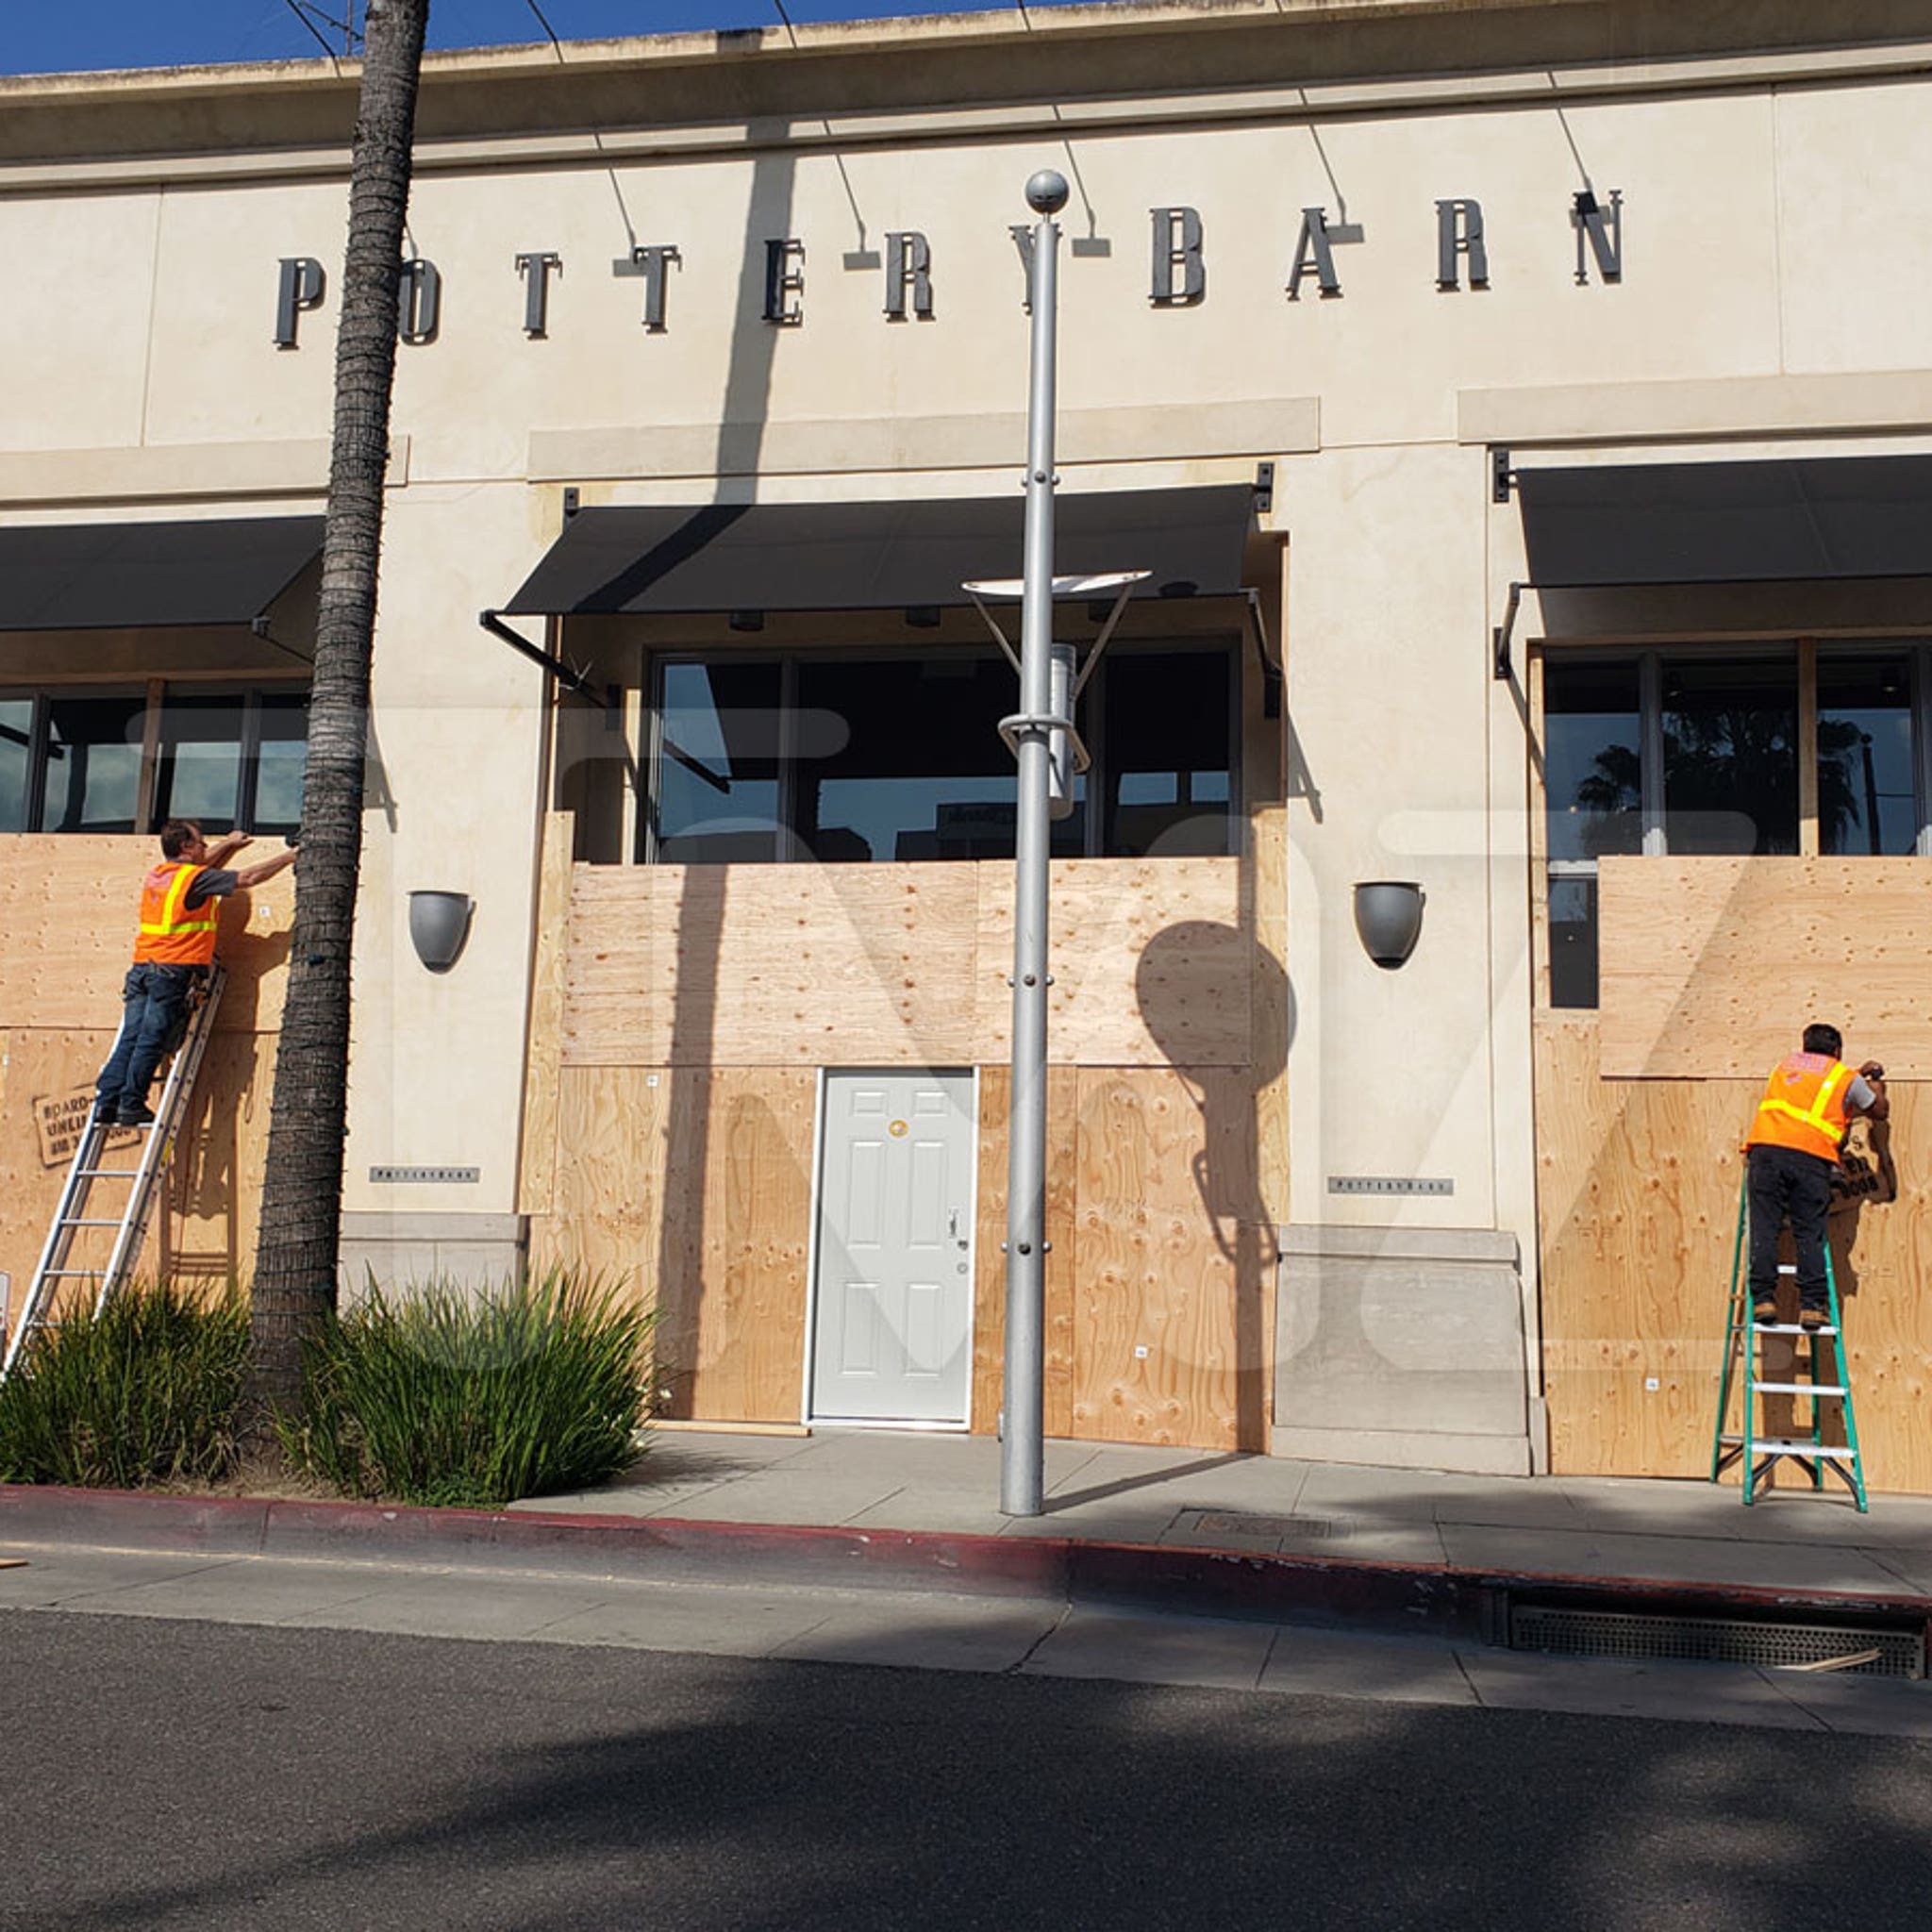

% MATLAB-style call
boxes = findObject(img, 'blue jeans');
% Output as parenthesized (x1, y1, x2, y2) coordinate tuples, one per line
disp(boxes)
(95, 963, 203, 1117)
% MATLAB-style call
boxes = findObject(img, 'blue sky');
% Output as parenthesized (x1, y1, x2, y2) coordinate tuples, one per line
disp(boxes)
(2, 2, 1050, 76)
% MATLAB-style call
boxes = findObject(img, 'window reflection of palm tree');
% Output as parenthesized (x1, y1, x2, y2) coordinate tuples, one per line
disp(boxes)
(1569, 709, 1862, 854)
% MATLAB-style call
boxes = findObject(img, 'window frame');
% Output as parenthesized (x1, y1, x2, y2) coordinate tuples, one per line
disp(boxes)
(638, 633, 1242, 866)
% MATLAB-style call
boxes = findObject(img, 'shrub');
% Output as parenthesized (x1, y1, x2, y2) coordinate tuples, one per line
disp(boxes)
(282, 1270, 655, 1509)
(0, 1280, 249, 1488)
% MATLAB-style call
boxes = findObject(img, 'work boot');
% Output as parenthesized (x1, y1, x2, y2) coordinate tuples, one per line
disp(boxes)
(117, 1103, 156, 1128)
(1799, 1306, 1828, 1332)
(1752, 1297, 1778, 1325)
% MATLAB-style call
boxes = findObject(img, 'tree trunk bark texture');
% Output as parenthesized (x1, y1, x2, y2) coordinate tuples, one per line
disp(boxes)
(249, 0, 431, 1414)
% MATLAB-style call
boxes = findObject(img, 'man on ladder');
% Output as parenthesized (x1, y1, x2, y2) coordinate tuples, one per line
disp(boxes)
(1744, 1024, 1888, 1333)
(93, 819, 297, 1128)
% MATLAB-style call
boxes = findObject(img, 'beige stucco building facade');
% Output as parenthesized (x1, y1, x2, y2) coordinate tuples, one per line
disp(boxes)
(5, 1, 1932, 1487)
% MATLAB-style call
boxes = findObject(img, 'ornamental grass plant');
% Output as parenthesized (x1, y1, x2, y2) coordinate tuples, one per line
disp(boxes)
(282, 1269, 655, 1509)
(0, 1279, 249, 1489)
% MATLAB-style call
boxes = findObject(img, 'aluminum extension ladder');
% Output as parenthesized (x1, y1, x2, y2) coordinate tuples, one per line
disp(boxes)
(1710, 1174, 1869, 1511)
(0, 964, 226, 1383)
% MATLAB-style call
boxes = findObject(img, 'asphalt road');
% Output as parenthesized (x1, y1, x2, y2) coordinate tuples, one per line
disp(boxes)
(2, 1609, 1928, 1932)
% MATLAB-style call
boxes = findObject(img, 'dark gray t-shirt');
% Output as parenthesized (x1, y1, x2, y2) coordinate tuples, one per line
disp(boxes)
(182, 868, 238, 911)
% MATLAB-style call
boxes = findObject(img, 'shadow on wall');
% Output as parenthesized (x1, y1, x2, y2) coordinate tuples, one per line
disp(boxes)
(1135, 919, 1291, 1452)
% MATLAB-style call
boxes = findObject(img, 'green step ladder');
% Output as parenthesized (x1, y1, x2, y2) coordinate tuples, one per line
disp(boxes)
(1711, 1176, 1869, 1510)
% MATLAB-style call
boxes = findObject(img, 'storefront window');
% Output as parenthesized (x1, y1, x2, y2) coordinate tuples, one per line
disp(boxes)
(1103, 649, 1231, 858)
(1662, 657, 1797, 856)
(154, 694, 246, 831)
(1543, 661, 1641, 863)
(1819, 653, 1916, 857)
(1542, 660, 1641, 1009)
(41, 694, 144, 833)
(648, 641, 1233, 863)
(253, 693, 309, 838)
(794, 655, 1084, 862)
(0, 685, 308, 836)
(0, 698, 31, 833)
(655, 660, 785, 862)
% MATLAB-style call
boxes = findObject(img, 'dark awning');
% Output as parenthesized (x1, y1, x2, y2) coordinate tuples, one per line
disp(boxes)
(1517, 456, 1932, 589)
(503, 486, 1255, 616)
(0, 516, 325, 630)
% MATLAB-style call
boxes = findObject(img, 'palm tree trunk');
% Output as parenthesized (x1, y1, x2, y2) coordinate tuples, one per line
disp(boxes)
(248, 0, 431, 1417)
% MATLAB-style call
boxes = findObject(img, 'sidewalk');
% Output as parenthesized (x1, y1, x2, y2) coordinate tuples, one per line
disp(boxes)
(5, 1428, 1929, 1638)
(519, 1426, 1932, 1604)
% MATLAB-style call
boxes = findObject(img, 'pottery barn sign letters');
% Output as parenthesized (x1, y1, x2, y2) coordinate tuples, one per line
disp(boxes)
(273, 190, 1622, 347)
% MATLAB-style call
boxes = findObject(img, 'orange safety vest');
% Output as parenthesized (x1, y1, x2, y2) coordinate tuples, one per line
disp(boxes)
(132, 862, 219, 967)
(1745, 1053, 1855, 1163)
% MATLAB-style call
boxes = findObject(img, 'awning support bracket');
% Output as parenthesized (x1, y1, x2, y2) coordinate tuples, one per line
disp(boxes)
(477, 608, 611, 706)
(1493, 580, 1525, 682)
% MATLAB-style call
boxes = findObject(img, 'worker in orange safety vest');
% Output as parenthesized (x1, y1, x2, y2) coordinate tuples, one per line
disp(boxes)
(1743, 1023, 1889, 1331)
(93, 819, 297, 1129)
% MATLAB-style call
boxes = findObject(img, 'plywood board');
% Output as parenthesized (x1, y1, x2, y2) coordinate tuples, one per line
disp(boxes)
(1070, 1068, 1270, 1451)
(560, 857, 1249, 1070)
(565, 863, 984, 1068)
(971, 1065, 1078, 1440)
(0, 1026, 275, 1309)
(516, 811, 575, 1219)
(1598, 857, 1932, 1078)
(1535, 1015, 1932, 1491)
(656, 1069, 814, 1424)
(0, 834, 296, 1033)
(974, 860, 1250, 1066)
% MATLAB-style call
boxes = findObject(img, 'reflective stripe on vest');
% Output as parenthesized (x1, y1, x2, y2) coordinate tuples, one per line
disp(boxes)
(1747, 1056, 1853, 1160)
(133, 863, 219, 965)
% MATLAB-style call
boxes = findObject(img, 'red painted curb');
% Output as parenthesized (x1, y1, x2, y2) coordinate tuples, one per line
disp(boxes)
(3, 1483, 1927, 1638)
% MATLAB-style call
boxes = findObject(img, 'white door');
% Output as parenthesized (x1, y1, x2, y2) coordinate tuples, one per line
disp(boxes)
(811, 1070, 976, 1424)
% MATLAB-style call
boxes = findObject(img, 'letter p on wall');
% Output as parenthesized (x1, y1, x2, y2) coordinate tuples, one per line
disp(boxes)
(274, 257, 325, 348)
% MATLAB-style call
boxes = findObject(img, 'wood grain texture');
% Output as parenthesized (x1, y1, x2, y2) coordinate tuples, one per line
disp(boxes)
(0, 835, 296, 1033)
(560, 858, 1247, 1069)
(622, 1067, 815, 1425)
(974, 861, 1250, 1066)
(1598, 857, 1932, 1078)
(971, 1065, 1078, 1440)
(1535, 1014, 1932, 1491)
(1071, 1069, 1264, 1450)
(515, 811, 574, 1220)
(0, 1027, 275, 1308)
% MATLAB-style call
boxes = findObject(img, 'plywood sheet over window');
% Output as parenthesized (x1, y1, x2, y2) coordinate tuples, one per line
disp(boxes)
(1535, 1014, 1932, 1491)
(0, 835, 294, 1032)
(1597, 856, 1932, 1078)
(560, 857, 1250, 1069)
(0, 1025, 275, 1305)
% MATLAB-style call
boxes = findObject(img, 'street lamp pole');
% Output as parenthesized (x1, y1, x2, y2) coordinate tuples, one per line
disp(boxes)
(1002, 168, 1069, 1518)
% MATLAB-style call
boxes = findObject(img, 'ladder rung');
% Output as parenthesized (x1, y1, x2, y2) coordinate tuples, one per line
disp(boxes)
(1749, 1439, 1857, 1459)
(57, 1219, 126, 1229)
(74, 1168, 142, 1180)
(1754, 1323, 1839, 1336)
(1753, 1382, 1847, 1397)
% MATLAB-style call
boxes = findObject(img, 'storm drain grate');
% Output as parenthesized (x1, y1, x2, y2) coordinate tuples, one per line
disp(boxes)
(1509, 1604, 1924, 1679)
(1185, 1511, 1341, 1540)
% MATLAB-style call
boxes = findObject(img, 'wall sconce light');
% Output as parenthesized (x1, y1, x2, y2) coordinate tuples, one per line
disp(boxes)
(408, 890, 474, 974)
(1354, 880, 1424, 969)
(728, 608, 764, 632)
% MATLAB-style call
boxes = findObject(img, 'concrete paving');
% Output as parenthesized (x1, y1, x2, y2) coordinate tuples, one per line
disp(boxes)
(6, 1426, 1931, 1743)
(4, 1537, 1928, 1740)
(516, 1425, 1932, 1598)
